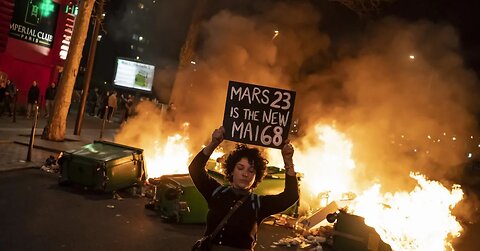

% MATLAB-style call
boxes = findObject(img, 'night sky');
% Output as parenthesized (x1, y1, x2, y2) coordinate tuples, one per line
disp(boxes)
(382, 0, 480, 74)
(90, 0, 480, 96)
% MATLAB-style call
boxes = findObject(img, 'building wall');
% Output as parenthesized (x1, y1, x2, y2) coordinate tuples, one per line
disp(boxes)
(0, 0, 72, 105)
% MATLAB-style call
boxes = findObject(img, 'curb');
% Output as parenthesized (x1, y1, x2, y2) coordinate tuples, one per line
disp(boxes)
(0, 165, 41, 173)
(13, 141, 63, 154)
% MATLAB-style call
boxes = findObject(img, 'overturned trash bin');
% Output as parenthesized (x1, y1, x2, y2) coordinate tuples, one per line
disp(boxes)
(58, 140, 145, 192)
(149, 174, 210, 224)
(327, 210, 392, 251)
(147, 164, 299, 224)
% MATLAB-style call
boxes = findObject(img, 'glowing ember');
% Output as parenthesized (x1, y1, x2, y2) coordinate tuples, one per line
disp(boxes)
(349, 173, 463, 251)
(144, 134, 191, 178)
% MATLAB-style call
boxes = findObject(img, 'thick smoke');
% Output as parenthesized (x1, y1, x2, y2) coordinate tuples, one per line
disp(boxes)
(296, 18, 480, 191)
(116, 1, 480, 196)
(171, 2, 329, 148)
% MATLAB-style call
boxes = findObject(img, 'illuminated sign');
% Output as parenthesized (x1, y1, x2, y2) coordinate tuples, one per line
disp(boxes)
(38, 0, 55, 17)
(59, 2, 77, 59)
(64, 4, 78, 15)
(113, 58, 155, 92)
(9, 0, 59, 48)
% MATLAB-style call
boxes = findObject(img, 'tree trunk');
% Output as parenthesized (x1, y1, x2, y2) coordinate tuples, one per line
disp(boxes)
(169, 0, 210, 106)
(42, 0, 95, 141)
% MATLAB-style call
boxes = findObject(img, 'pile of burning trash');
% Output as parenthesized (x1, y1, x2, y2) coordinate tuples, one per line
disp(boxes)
(268, 201, 392, 251)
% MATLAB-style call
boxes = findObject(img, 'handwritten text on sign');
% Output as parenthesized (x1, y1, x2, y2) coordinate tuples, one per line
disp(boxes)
(223, 81, 296, 149)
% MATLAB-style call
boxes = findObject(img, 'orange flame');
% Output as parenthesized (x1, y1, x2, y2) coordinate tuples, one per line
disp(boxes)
(267, 125, 357, 208)
(144, 134, 191, 178)
(349, 173, 463, 251)
(268, 124, 464, 250)
(137, 121, 464, 249)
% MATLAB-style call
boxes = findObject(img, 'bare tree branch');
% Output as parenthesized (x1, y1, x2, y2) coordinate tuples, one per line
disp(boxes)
(330, 0, 395, 17)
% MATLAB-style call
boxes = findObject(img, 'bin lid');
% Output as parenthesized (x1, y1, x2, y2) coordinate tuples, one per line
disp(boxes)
(69, 141, 139, 161)
(162, 174, 196, 187)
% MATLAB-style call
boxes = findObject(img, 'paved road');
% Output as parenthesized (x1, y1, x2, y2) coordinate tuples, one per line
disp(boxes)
(0, 169, 297, 251)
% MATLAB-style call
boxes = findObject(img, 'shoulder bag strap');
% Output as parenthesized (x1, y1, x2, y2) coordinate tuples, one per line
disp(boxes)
(209, 194, 250, 238)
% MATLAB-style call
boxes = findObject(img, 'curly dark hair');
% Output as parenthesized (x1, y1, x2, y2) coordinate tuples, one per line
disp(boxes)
(223, 144, 268, 189)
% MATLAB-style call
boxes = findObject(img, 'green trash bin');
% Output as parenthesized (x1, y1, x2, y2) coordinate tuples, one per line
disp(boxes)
(150, 163, 299, 223)
(59, 140, 145, 192)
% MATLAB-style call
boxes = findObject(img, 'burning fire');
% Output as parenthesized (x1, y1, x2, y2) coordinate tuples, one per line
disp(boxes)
(268, 124, 464, 250)
(144, 132, 225, 178)
(144, 134, 191, 178)
(266, 124, 358, 206)
(137, 120, 464, 250)
(349, 174, 463, 251)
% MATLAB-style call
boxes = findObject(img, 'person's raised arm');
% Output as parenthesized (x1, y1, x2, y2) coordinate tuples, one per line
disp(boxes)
(189, 126, 225, 200)
(202, 126, 225, 156)
(257, 140, 299, 219)
(282, 140, 296, 176)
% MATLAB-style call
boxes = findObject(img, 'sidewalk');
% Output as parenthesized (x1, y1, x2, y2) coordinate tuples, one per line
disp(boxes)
(0, 109, 122, 172)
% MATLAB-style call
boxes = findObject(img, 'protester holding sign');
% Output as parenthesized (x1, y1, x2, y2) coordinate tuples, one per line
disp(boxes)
(189, 126, 299, 251)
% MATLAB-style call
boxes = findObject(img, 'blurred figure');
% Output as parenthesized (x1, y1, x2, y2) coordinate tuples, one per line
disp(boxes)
(4, 80, 16, 117)
(0, 81, 5, 117)
(121, 94, 134, 123)
(96, 90, 109, 119)
(44, 82, 56, 118)
(107, 91, 117, 122)
(26, 81, 40, 119)
(86, 87, 98, 116)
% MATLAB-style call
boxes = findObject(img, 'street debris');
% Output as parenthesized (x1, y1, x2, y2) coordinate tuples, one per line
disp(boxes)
(106, 205, 115, 209)
(264, 214, 297, 228)
(270, 225, 333, 250)
(143, 183, 156, 199)
(113, 191, 124, 201)
(266, 202, 352, 250)
(40, 155, 60, 173)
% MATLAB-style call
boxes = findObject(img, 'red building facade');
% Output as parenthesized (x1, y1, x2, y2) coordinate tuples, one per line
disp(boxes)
(0, 0, 77, 105)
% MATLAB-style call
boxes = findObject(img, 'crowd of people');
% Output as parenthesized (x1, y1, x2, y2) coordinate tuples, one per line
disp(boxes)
(87, 88, 136, 123)
(0, 78, 146, 124)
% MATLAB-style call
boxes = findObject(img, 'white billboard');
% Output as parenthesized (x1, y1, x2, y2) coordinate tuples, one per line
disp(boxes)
(113, 58, 155, 92)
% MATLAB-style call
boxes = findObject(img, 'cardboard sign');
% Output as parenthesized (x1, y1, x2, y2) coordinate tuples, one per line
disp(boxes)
(223, 81, 296, 149)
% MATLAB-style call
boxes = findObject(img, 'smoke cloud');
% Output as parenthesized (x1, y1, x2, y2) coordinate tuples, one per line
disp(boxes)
(115, 1, 480, 210)
(300, 18, 480, 191)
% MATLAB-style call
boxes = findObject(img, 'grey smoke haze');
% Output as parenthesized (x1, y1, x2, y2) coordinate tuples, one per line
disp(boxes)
(172, 2, 330, 148)
(300, 18, 480, 192)
(116, 1, 480, 197)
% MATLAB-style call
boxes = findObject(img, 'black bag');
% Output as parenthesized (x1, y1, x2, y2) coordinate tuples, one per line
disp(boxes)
(191, 194, 249, 251)
(191, 235, 212, 251)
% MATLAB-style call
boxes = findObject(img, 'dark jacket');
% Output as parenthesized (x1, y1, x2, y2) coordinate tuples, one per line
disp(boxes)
(45, 86, 56, 100)
(0, 86, 5, 102)
(188, 150, 299, 250)
(5, 82, 16, 97)
(27, 85, 40, 104)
